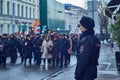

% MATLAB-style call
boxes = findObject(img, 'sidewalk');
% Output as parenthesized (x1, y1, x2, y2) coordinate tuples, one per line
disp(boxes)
(44, 44, 120, 80)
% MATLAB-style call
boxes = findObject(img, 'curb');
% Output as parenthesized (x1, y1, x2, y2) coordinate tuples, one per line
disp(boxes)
(42, 64, 76, 80)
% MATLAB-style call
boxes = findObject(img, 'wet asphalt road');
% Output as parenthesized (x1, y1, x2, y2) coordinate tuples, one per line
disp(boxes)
(0, 55, 76, 80)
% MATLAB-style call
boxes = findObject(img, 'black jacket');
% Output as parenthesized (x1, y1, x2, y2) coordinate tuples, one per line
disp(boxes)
(58, 38, 70, 54)
(33, 37, 43, 53)
(75, 30, 101, 80)
(23, 39, 33, 58)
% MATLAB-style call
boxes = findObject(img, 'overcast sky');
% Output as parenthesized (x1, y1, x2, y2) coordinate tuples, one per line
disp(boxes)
(56, 0, 87, 8)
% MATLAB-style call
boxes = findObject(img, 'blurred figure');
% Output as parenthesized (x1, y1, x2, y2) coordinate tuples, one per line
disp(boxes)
(9, 34, 18, 64)
(58, 34, 70, 68)
(41, 35, 53, 69)
(23, 35, 33, 66)
(52, 35, 59, 67)
(33, 34, 43, 66)
(72, 34, 78, 55)
(17, 36, 25, 63)
(0, 34, 10, 67)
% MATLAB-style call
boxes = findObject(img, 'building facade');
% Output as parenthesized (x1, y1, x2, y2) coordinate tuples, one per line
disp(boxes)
(0, 0, 39, 34)
(40, 0, 65, 32)
(64, 4, 87, 34)
(87, 0, 100, 34)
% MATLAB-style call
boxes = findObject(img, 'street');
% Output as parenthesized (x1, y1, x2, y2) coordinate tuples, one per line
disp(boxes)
(0, 53, 76, 80)
(45, 44, 120, 80)
(0, 44, 120, 80)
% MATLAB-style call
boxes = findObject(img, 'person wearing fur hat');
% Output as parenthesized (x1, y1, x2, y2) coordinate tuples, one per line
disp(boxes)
(75, 16, 101, 80)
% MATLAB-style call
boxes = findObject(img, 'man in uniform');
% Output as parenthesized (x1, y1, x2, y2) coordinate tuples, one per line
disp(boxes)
(75, 16, 101, 80)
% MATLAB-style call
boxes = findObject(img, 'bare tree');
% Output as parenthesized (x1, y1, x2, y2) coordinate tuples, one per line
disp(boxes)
(98, 0, 109, 42)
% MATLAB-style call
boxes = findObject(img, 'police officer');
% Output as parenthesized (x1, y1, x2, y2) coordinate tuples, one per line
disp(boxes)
(75, 16, 101, 80)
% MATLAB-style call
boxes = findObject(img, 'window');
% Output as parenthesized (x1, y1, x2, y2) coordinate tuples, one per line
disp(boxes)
(0, 24, 3, 34)
(26, 6, 28, 18)
(13, 3, 15, 16)
(18, 4, 20, 17)
(21, 5, 24, 17)
(0, 1, 3, 15)
(7, 24, 10, 34)
(33, 0, 35, 3)
(29, 7, 31, 18)
(12, 25, 15, 33)
(7, 1, 10, 15)
(33, 8, 35, 18)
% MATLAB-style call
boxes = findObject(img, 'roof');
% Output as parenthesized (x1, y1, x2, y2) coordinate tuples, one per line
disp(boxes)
(105, 0, 120, 18)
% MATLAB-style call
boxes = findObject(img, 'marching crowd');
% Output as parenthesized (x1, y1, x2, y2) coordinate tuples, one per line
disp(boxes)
(0, 31, 79, 69)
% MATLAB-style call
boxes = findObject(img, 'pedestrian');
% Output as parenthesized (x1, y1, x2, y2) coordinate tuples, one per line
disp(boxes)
(58, 34, 70, 68)
(65, 34, 72, 64)
(52, 35, 59, 67)
(41, 35, 53, 69)
(33, 34, 43, 66)
(72, 34, 78, 55)
(23, 34, 33, 66)
(17, 36, 25, 63)
(9, 34, 18, 64)
(0, 34, 10, 67)
(75, 16, 101, 80)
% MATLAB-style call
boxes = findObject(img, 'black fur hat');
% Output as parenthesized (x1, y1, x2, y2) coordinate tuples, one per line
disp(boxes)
(79, 16, 95, 30)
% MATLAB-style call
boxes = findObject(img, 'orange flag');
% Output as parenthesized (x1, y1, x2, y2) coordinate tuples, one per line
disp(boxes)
(33, 19, 40, 32)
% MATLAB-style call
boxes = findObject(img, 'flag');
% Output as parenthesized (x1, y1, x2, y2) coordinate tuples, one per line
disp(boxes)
(22, 24, 27, 34)
(36, 25, 41, 32)
(33, 19, 40, 32)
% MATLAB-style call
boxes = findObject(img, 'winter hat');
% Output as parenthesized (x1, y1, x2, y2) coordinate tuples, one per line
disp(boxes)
(79, 16, 95, 30)
(54, 35, 58, 38)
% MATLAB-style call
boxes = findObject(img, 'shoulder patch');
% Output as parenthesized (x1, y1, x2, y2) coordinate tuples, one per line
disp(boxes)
(79, 45, 84, 53)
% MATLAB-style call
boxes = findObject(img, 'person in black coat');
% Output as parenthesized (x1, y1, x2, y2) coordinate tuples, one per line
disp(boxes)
(58, 34, 70, 68)
(0, 34, 10, 67)
(72, 34, 78, 55)
(23, 35, 33, 66)
(75, 16, 101, 80)
(52, 35, 59, 67)
(0, 35, 4, 67)
(17, 36, 25, 63)
(33, 34, 43, 66)
(9, 34, 18, 64)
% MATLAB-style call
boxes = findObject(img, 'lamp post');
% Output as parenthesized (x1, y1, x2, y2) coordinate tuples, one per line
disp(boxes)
(92, 0, 94, 20)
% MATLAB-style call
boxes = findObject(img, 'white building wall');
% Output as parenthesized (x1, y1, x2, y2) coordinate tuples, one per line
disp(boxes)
(65, 9, 87, 34)
(0, 0, 39, 34)
(65, 13, 70, 30)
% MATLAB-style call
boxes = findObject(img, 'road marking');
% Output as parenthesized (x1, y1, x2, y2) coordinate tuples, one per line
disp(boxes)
(98, 70, 119, 76)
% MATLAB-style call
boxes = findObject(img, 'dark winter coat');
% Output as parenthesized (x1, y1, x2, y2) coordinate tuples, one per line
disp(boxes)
(17, 38, 24, 54)
(23, 39, 33, 58)
(58, 38, 70, 54)
(75, 30, 101, 80)
(9, 37, 17, 53)
(33, 37, 43, 53)
(1, 38, 10, 57)
(52, 39, 59, 59)
(72, 37, 78, 51)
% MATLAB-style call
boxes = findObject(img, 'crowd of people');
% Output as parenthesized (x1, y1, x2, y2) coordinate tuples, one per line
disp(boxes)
(0, 31, 79, 69)
(0, 16, 101, 80)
